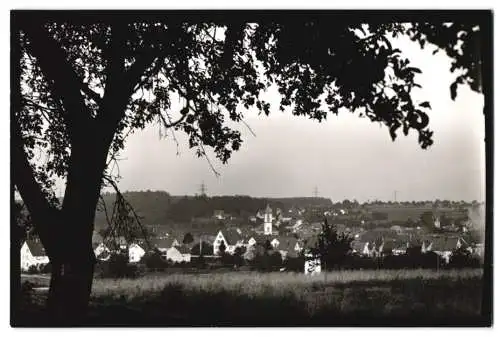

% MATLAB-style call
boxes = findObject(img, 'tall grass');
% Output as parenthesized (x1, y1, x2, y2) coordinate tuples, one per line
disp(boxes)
(19, 269, 485, 326)
(91, 268, 482, 300)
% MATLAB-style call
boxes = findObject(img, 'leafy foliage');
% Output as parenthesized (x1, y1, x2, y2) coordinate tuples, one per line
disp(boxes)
(309, 219, 354, 270)
(16, 17, 482, 199)
(182, 232, 194, 245)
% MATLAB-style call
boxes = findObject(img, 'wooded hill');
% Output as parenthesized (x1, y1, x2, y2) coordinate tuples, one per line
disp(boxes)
(94, 191, 333, 228)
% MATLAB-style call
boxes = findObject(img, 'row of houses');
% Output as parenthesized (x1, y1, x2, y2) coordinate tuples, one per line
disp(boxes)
(351, 235, 479, 263)
(20, 204, 482, 271)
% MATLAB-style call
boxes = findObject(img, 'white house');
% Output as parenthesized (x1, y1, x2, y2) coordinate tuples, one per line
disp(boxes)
(128, 243, 146, 263)
(213, 229, 245, 255)
(164, 246, 191, 263)
(434, 216, 441, 229)
(304, 253, 321, 275)
(270, 238, 280, 249)
(247, 237, 257, 247)
(94, 243, 111, 261)
(21, 240, 49, 272)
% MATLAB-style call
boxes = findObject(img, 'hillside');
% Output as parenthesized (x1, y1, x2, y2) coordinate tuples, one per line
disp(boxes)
(93, 191, 332, 228)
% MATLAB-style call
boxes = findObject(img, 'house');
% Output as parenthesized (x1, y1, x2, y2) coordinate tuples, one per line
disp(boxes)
(392, 243, 408, 256)
(150, 237, 179, 251)
(213, 210, 225, 220)
(304, 253, 321, 275)
(378, 240, 397, 257)
(274, 236, 302, 252)
(247, 236, 257, 247)
(424, 236, 465, 263)
(164, 246, 191, 263)
(351, 240, 366, 255)
(247, 234, 269, 247)
(128, 243, 146, 263)
(20, 240, 49, 272)
(104, 236, 128, 251)
(363, 242, 378, 257)
(274, 237, 303, 261)
(213, 229, 245, 255)
(270, 237, 280, 249)
(177, 245, 192, 262)
(94, 242, 111, 261)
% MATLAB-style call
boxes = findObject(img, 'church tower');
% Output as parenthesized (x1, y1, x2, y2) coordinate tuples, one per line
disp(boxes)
(264, 204, 273, 235)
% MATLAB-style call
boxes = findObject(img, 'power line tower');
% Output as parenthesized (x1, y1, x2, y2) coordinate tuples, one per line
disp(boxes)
(394, 190, 398, 203)
(313, 186, 319, 198)
(199, 181, 207, 197)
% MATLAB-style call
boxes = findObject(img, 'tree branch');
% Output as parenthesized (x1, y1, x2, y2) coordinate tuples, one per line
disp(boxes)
(12, 123, 60, 256)
(21, 19, 94, 140)
(80, 84, 103, 105)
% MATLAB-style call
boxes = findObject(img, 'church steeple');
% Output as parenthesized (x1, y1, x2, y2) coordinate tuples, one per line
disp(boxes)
(264, 204, 273, 235)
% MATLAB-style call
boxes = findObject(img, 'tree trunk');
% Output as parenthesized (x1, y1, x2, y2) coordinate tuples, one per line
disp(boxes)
(44, 143, 106, 325)
(47, 252, 96, 325)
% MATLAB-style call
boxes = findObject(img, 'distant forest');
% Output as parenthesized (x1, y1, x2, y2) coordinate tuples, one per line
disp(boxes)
(94, 191, 333, 228)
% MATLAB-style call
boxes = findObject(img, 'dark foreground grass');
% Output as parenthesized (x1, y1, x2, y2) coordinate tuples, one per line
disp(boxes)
(15, 269, 487, 326)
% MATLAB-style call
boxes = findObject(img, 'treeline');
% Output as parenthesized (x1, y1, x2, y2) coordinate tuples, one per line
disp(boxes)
(94, 191, 332, 227)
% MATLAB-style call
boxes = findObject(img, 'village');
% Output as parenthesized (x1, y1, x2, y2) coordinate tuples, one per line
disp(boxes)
(20, 199, 485, 275)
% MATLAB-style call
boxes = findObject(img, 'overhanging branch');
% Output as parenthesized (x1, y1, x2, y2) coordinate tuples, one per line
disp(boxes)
(20, 19, 94, 140)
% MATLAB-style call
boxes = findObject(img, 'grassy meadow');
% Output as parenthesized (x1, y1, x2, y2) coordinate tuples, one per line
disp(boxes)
(18, 269, 486, 326)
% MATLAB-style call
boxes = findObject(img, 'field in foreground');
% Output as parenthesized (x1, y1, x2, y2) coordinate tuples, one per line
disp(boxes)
(16, 269, 488, 326)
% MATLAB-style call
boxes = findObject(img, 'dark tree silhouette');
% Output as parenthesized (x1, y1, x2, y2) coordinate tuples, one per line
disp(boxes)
(309, 219, 354, 271)
(182, 232, 194, 245)
(263, 239, 273, 252)
(12, 11, 488, 323)
(218, 240, 227, 256)
(420, 211, 435, 229)
(190, 241, 213, 256)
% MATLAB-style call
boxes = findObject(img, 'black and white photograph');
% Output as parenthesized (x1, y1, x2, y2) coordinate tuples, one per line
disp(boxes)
(10, 8, 492, 327)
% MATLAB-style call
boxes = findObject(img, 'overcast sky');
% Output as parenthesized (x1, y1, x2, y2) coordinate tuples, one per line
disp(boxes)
(100, 35, 485, 203)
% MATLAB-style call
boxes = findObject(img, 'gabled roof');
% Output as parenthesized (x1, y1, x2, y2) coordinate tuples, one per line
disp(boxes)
(427, 237, 460, 252)
(129, 243, 145, 250)
(380, 240, 397, 252)
(351, 240, 366, 252)
(150, 237, 176, 249)
(248, 234, 269, 244)
(302, 235, 319, 250)
(220, 228, 243, 245)
(176, 245, 191, 254)
(25, 240, 46, 257)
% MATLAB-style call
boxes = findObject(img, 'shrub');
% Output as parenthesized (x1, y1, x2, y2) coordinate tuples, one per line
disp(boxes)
(284, 255, 305, 272)
(252, 251, 283, 272)
(40, 262, 52, 274)
(141, 250, 168, 271)
(449, 247, 482, 268)
(96, 252, 143, 278)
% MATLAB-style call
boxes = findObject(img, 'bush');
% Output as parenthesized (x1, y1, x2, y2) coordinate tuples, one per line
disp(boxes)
(96, 252, 144, 278)
(40, 262, 52, 274)
(252, 251, 283, 272)
(283, 255, 305, 272)
(448, 247, 482, 268)
(141, 250, 168, 271)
